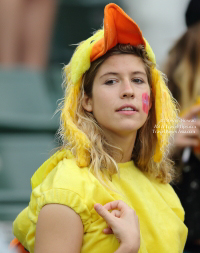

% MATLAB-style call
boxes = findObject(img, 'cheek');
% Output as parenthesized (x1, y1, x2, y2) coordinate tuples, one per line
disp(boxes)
(142, 93, 150, 114)
(92, 91, 109, 117)
(93, 88, 111, 107)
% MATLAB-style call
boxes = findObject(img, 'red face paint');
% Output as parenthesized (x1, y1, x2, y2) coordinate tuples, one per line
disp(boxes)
(142, 93, 150, 114)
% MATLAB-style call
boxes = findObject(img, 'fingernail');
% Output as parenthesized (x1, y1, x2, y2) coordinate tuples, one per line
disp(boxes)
(94, 203, 102, 211)
(94, 203, 99, 210)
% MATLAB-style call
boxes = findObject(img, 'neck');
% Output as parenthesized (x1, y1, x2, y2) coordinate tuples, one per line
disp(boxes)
(102, 130, 137, 163)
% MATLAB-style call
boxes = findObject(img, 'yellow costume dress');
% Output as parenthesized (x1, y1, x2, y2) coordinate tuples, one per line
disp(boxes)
(13, 150, 187, 253)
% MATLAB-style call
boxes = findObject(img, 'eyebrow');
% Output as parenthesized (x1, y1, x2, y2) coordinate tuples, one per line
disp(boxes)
(99, 71, 147, 79)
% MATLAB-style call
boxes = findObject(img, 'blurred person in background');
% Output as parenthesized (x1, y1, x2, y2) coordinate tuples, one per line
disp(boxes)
(0, 0, 57, 70)
(164, 0, 200, 252)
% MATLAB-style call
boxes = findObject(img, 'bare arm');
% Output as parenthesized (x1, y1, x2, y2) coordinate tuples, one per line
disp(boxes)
(34, 204, 83, 253)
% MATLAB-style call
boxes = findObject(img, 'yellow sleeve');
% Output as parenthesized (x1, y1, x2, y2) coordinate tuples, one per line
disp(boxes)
(29, 157, 94, 231)
(29, 187, 91, 232)
(13, 157, 94, 252)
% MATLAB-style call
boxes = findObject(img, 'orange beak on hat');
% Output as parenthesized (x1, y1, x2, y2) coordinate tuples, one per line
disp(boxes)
(91, 3, 146, 62)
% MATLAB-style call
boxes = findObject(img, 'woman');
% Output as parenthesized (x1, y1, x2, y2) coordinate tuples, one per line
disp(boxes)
(11, 3, 187, 253)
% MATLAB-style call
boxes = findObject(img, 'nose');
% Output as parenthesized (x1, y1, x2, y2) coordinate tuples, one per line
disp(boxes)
(120, 79, 134, 98)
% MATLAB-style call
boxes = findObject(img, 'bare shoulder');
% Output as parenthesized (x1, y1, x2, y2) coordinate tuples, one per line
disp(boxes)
(34, 204, 83, 253)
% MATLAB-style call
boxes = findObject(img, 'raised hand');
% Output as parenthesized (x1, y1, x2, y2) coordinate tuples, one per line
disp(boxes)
(94, 200, 140, 253)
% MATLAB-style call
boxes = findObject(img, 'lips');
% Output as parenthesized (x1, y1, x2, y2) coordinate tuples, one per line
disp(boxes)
(116, 104, 138, 112)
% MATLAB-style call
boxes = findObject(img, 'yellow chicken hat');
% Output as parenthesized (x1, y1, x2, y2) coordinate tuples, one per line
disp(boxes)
(61, 3, 177, 167)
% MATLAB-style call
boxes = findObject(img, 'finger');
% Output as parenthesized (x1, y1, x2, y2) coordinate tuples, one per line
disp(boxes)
(196, 121, 200, 130)
(179, 121, 200, 130)
(182, 131, 199, 138)
(94, 204, 114, 225)
(110, 209, 121, 218)
(178, 138, 199, 147)
(103, 228, 113, 234)
(184, 105, 200, 119)
(103, 200, 128, 212)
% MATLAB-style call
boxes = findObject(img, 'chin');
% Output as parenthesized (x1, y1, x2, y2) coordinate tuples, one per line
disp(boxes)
(119, 123, 143, 132)
(113, 127, 139, 136)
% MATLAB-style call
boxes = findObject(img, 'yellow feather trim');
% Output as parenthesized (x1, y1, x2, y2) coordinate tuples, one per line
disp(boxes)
(151, 68, 178, 162)
(144, 38, 156, 64)
(61, 31, 104, 167)
(71, 30, 104, 85)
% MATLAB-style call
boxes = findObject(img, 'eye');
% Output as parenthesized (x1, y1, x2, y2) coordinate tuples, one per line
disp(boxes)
(104, 79, 117, 85)
(132, 78, 144, 84)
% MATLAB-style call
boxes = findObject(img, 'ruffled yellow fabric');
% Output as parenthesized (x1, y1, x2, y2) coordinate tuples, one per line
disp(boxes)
(13, 150, 187, 253)
(14, 189, 91, 252)
(31, 149, 72, 190)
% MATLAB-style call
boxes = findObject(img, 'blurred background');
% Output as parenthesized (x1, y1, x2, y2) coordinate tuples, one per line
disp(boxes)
(0, 0, 190, 248)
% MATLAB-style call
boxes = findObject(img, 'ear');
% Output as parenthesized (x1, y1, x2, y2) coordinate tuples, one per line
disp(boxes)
(82, 93, 93, 112)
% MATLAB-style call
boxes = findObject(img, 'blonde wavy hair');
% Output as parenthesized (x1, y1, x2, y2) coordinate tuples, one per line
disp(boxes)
(59, 44, 175, 186)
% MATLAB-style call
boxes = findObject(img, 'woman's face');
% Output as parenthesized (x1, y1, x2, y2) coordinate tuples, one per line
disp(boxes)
(82, 54, 151, 139)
